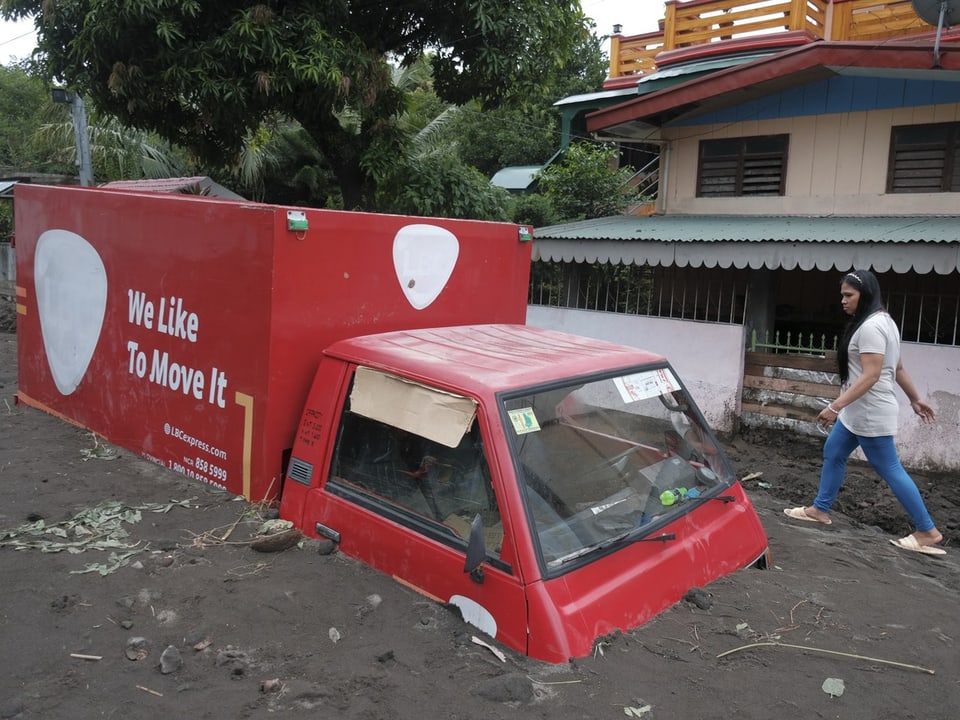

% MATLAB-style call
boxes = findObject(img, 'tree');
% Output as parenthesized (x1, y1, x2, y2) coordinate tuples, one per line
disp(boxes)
(453, 105, 558, 179)
(536, 141, 639, 221)
(377, 152, 510, 220)
(452, 24, 607, 177)
(31, 106, 190, 182)
(509, 193, 559, 228)
(0, 63, 48, 171)
(0, 65, 54, 242)
(376, 61, 510, 219)
(1, 0, 594, 211)
(240, 57, 500, 215)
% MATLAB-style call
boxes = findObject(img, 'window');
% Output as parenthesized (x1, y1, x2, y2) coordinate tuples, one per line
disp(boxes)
(502, 369, 730, 572)
(528, 260, 749, 325)
(887, 122, 960, 193)
(328, 370, 503, 555)
(697, 134, 788, 197)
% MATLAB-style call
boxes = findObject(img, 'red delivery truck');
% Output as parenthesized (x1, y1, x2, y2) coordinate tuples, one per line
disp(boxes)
(14, 185, 769, 663)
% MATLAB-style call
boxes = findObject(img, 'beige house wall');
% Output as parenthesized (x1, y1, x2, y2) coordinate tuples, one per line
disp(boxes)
(661, 103, 960, 215)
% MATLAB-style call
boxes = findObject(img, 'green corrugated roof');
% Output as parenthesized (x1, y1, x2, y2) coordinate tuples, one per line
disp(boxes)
(490, 166, 541, 191)
(534, 215, 960, 243)
(533, 215, 960, 273)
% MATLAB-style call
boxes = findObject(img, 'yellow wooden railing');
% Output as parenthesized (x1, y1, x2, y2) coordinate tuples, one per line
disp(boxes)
(831, 0, 929, 41)
(609, 0, 932, 80)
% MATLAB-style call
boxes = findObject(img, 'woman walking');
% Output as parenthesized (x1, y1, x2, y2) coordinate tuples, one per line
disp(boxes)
(783, 269, 945, 556)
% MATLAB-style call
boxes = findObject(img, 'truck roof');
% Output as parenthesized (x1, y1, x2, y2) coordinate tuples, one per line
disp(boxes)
(324, 324, 667, 393)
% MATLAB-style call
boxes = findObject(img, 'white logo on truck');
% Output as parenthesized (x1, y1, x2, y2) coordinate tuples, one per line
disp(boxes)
(34, 230, 107, 395)
(393, 224, 459, 310)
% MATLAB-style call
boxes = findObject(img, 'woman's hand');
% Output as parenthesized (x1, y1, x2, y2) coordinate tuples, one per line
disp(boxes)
(910, 399, 936, 423)
(816, 405, 838, 427)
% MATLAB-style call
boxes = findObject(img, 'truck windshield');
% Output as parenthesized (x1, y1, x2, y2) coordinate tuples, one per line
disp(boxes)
(502, 366, 732, 570)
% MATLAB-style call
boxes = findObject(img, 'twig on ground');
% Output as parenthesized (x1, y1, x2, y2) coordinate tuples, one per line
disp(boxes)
(219, 511, 247, 542)
(664, 636, 704, 656)
(226, 562, 271, 578)
(136, 685, 163, 697)
(789, 600, 808, 625)
(247, 478, 277, 516)
(185, 528, 254, 547)
(716, 641, 935, 675)
(528, 677, 582, 685)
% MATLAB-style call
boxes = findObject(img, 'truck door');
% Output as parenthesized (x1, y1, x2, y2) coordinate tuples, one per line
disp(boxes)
(305, 368, 529, 656)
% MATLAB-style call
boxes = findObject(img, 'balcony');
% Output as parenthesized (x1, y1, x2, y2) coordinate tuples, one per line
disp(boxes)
(608, 0, 936, 82)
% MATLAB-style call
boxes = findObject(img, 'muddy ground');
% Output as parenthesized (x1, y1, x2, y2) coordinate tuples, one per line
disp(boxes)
(1, 296, 958, 719)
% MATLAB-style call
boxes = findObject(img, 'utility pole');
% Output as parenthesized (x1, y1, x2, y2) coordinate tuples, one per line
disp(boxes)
(51, 88, 94, 187)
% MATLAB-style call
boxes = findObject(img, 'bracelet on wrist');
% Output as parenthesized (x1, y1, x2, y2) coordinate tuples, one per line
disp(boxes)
(827, 404, 840, 414)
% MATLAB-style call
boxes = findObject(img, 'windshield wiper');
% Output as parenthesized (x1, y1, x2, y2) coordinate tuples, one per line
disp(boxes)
(635, 532, 677, 542)
(549, 527, 676, 568)
(686, 492, 736, 506)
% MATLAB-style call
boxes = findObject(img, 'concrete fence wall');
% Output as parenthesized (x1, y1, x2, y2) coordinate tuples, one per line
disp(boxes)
(528, 305, 960, 474)
(526, 306, 746, 433)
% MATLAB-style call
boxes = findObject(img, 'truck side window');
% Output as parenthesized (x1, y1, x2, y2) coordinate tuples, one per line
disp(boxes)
(330, 413, 503, 556)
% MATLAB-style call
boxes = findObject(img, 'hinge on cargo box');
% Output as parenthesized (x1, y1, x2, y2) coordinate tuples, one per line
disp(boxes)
(287, 457, 314, 486)
(286, 210, 308, 232)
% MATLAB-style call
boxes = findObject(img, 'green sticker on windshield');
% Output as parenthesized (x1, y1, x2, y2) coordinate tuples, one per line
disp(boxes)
(508, 407, 541, 435)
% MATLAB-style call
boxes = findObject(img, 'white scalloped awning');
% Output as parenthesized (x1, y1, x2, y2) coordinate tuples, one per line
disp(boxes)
(532, 216, 960, 274)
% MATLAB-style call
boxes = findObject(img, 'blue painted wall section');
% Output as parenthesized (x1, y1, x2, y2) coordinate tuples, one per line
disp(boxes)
(670, 76, 960, 126)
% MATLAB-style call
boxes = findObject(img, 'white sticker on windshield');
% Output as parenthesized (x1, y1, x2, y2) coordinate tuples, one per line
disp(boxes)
(508, 407, 541, 435)
(614, 368, 680, 404)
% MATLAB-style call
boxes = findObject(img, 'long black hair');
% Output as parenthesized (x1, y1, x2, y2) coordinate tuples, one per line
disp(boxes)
(837, 269, 885, 384)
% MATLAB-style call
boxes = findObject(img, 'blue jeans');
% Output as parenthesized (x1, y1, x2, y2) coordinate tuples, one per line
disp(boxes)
(813, 419, 935, 532)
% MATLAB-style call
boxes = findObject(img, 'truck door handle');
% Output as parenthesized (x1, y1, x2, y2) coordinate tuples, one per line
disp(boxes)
(315, 522, 341, 543)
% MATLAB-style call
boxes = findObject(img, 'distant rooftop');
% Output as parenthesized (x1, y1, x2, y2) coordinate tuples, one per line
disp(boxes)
(100, 176, 245, 200)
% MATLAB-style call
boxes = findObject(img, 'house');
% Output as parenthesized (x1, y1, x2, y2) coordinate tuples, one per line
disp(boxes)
(529, 0, 960, 472)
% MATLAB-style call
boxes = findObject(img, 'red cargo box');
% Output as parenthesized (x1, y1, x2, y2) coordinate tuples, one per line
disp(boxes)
(14, 185, 531, 501)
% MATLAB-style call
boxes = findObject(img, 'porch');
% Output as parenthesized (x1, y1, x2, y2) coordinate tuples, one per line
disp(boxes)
(607, 0, 939, 83)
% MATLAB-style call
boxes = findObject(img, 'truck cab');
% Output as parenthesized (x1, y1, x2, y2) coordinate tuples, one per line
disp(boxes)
(280, 324, 769, 663)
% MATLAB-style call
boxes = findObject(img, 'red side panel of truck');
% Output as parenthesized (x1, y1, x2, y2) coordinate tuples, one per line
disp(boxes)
(13, 185, 531, 501)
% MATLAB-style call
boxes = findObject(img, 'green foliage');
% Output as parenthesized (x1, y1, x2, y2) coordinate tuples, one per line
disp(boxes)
(509, 194, 559, 228)
(513, 19, 607, 111)
(536, 141, 640, 221)
(0, 202, 12, 241)
(431, 0, 595, 109)
(30, 104, 190, 182)
(377, 153, 510, 220)
(453, 106, 557, 178)
(1, 0, 594, 211)
(449, 25, 606, 177)
(250, 121, 340, 207)
(0, 64, 48, 171)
